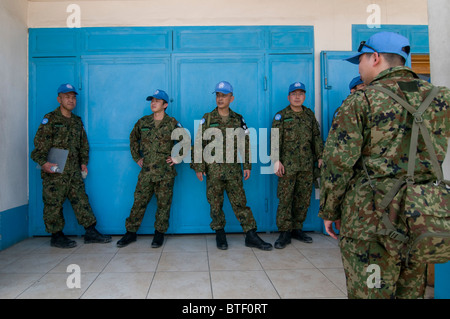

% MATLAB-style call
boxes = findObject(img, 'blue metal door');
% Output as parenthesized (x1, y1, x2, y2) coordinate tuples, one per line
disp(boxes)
(29, 57, 81, 235)
(320, 51, 359, 141)
(28, 26, 316, 235)
(266, 54, 320, 232)
(172, 54, 266, 233)
(81, 56, 171, 235)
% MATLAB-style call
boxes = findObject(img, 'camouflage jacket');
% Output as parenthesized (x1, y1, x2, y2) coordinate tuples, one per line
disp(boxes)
(271, 105, 323, 174)
(31, 107, 89, 177)
(190, 107, 251, 180)
(130, 113, 185, 182)
(319, 66, 450, 240)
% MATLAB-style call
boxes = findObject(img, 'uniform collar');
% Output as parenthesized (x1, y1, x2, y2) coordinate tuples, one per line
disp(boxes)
(371, 66, 419, 84)
(284, 105, 305, 115)
(212, 107, 238, 119)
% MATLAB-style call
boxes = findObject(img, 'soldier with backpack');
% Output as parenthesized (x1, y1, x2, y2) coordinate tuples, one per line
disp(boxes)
(319, 32, 450, 298)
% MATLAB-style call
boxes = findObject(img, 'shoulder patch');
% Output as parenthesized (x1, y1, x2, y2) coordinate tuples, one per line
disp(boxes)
(274, 114, 282, 121)
(200, 118, 206, 125)
(41, 118, 49, 125)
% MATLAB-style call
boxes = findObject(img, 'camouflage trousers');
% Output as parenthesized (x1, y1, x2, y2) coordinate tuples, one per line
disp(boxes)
(206, 177, 257, 233)
(339, 237, 427, 299)
(125, 171, 175, 233)
(276, 170, 313, 231)
(42, 171, 97, 234)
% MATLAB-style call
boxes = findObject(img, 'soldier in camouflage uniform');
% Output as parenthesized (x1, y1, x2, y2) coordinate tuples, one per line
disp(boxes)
(30, 84, 112, 248)
(271, 82, 324, 249)
(117, 90, 187, 248)
(319, 32, 450, 298)
(191, 81, 272, 251)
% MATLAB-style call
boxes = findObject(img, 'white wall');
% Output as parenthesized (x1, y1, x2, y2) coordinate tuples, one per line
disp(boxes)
(428, 0, 450, 179)
(0, 0, 28, 212)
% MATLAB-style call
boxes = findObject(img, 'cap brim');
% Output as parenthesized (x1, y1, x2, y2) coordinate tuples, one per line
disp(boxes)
(345, 53, 362, 64)
(212, 89, 232, 94)
(59, 90, 78, 95)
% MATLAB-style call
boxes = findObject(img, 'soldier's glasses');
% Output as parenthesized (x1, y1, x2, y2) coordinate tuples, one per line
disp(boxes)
(358, 41, 378, 54)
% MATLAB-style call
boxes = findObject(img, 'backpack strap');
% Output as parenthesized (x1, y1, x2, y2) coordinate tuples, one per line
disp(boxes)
(363, 85, 444, 243)
(369, 85, 443, 187)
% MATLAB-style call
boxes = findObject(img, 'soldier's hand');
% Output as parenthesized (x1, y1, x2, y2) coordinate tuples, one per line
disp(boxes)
(318, 159, 323, 169)
(196, 171, 206, 181)
(166, 156, 179, 166)
(42, 162, 57, 174)
(243, 169, 251, 180)
(274, 161, 285, 177)
(323, 220, 340, 240)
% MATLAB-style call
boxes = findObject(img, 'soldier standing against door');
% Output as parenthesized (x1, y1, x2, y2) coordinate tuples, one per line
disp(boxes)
(117, 89, 188, 248)
(31, 83, 112, 248)
(271, 82, 324, 249)
(191, 81, 272, 251)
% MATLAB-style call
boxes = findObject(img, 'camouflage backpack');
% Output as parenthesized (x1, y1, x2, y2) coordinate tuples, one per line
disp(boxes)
(364, 85, 450, 266)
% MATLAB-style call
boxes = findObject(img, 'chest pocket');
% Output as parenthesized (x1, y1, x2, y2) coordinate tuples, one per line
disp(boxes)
(156, 124, 173, 155)
(52, 122, 69, 148)
(283, 118, 298, 142)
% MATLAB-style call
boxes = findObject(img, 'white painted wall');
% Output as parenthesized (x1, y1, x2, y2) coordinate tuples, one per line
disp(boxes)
(0, 0, 28, 212)
(428, 0, 450, 179)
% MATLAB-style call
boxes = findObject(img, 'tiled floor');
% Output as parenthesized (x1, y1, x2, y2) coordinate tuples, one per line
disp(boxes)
(0, 232, 347, 299)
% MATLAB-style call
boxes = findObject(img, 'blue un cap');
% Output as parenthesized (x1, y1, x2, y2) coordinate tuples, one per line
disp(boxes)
(349, 76, 364, 91)
(213, 81, 233, 94)
(146, 89, 169, 103)
(57, 83, 78, 95)
(289, 82, 306, 94)
(346, 32, 411, 65)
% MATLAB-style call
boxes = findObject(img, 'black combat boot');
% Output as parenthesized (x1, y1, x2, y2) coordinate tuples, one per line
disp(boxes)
(151, 230, 165, 248)
(274, 231, 291, 249)
(117, 231, 137, 248)
(84, 225, 112, 244)
(245, 229, 273, 251)
(215, 229, 228, 250)
(51, 231, 77, 249)
(291, 229, 313, 243)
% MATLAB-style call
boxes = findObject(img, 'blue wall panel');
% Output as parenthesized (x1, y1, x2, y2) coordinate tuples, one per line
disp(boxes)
(28, 26, 316, 235)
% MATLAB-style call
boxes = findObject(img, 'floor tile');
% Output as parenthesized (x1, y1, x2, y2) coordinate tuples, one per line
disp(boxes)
(319, 268, 347, 294)
(254, 247, 315, 270)
(0, 253, 69, 274)
(148, 271, 212, 299)
(81, 272, 154, 299)
(157, 251, 209, 272)
(209, 249, 262, 271)
(0, 273, 43, 298)
(18, 272, 98, 299)
(0, 233, 352, 299)
(103, 253, 160, 272)
(266, 269, 346, 299)
(211, 270, 279, 299)
(298, 248, 343, 268)
(50, 253, 115, 273)
(163, 235, 207, 252)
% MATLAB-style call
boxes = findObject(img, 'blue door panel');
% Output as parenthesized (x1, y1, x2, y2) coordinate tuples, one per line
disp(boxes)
(81, 56, 171, 234)
(29, 57, 80, 235)
(172, 54, 266, 233)
(320, 51, 359, 141)
(266, 54, 320, 232)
